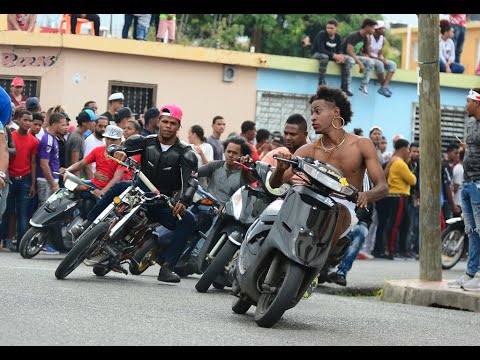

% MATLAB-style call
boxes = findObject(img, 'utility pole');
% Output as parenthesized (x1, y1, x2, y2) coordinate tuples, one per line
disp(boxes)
(418, 14, 442, 280)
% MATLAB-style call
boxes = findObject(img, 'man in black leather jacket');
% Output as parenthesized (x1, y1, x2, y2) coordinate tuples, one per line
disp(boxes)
(70, 104, 198, 283)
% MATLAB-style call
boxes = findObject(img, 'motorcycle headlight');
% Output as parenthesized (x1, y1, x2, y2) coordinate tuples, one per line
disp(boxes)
(265, 170, 290, 197)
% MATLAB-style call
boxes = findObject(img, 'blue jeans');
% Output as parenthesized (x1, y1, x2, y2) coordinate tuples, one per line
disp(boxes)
(87, 180, 195, 266)
(1, 176, 32, 241)
(0, 182, 10, 239)
(136, 25, 148, 40)
(461, 181, 480, 275)
(337, 221, 369, 275)
(344, 55, 375, 86)
(439, 60, 465, 74)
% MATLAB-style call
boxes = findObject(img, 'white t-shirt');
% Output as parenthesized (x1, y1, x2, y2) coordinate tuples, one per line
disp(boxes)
(84, 134, 105, 172)
(368, 34, 384, 58)
(452, 162, 464, 207)
(190, 142, 214, 168)
(190, 142, 214, 189)
(36, 127, 45, 141)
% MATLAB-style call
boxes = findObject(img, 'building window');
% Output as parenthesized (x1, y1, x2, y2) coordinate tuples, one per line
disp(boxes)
(0, 76, 41, 98)
(256, 90, 315, 140)
(412, 103, 469, 153)
(108, 81, 157, 117)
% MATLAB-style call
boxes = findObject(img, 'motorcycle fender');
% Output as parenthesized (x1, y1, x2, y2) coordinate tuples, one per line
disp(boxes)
(264, 186, 338, 266)
(109, 205, 141, 238)
(29, 189, 78, 227)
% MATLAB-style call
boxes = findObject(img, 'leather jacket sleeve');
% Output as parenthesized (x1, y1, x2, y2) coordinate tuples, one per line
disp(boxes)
(179, 149, 199, 206)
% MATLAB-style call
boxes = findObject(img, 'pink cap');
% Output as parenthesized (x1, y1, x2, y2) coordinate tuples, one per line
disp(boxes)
(11, 77, 24, 87)
(159, 104, 183, 122)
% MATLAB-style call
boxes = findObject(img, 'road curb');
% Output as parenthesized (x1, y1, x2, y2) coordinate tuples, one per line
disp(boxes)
(380, 279, 480, 312)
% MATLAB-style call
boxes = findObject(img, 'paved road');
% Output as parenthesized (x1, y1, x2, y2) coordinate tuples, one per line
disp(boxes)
(0, 253, 478, 346)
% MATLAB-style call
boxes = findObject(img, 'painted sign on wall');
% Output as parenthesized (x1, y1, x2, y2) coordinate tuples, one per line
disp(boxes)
(2, 52, 58, 67)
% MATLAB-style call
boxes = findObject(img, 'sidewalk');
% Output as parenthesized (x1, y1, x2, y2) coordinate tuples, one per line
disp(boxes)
(316, 257, 480, 312)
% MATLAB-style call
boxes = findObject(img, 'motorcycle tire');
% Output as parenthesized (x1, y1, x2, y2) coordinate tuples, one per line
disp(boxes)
(55, 221, 109, 280)
(19, 227, 49, 259)
(232, 297, 251, 314)
(129, 237, 158, 275)
(195, 240, 238, 293)
(254, 255, 304, 328)
(212, 281, 225, 290)
(441, 223, 466, 270)
(93, 266, 111, 277)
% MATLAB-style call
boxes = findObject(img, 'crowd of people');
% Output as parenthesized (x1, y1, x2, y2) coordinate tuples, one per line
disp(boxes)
(1, 71, 479, 291)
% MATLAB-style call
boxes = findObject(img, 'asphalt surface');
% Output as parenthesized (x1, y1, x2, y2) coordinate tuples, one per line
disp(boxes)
(1, 252, 479, 346)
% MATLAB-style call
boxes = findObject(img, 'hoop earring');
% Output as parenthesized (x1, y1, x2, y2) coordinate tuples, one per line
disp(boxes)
(332, 116, 345, 129)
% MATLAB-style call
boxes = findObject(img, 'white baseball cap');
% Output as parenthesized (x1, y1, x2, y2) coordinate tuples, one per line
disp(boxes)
(374, 20, 386, 30)
(108, 92, 124, 101)
(103, 125, 123, 139)
(369, 125, 382, 133)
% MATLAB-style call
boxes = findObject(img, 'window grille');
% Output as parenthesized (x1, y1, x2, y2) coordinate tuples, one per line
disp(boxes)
(108, 81, 157, 117)
(256, 90, 315, 140)
(0, 76, 40, 98)
(412, 103, 470, 153)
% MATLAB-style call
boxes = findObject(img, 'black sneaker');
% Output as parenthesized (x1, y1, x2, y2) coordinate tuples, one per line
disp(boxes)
(328, 272, 347, 286)
(341, 88, 354, 97)
(157, 266, 181, 283)
(70, 219, 92, 238)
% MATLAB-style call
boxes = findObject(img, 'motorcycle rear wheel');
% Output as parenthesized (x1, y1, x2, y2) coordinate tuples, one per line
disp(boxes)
(129, 237, 158, 275)
(19, 227, 49, 259)
(441, 224, 465, 270)
(55, 221, 109, 280)
(254, 255, 304, 328)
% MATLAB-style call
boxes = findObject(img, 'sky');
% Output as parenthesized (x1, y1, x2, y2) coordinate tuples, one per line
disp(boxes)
(381, 14, 418, 27)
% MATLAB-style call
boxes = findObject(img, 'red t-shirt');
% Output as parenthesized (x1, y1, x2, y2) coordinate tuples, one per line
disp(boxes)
(9, 131, 39, 177)
(249, 143, 260, 162)
(84, 146, 123, 189)
(121, 155, 141, 181)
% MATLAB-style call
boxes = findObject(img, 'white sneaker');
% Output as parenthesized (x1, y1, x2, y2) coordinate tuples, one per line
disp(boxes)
(462, 277, 480, 291)
(447, 274, 473, 288)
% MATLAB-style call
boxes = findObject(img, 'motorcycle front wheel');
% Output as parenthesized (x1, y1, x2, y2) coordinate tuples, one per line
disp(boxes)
(195, 239, 238, 293)
(254, 255, 304, 328)
(19, 227, 49, 259)
(55, 221, 109, 280)
(441, 224, 465, 270)
(129, 237, 158, 275)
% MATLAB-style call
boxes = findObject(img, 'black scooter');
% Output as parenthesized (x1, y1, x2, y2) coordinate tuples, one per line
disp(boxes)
(195, 160, 290, 292)
(19, 171, 96, 258)
(230, 156, 358, 328)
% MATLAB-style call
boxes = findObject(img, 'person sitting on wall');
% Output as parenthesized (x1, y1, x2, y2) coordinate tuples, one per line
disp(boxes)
(439, 20, 465, 74)
(7, 14, 37, 32)
(71, 14, 101, 36)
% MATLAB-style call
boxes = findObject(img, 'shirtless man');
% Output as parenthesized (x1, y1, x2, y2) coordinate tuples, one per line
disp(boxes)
(269, 85, 388, 264)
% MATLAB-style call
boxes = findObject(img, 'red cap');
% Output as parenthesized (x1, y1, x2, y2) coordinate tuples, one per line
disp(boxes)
(11, 77, 24, 87)
(159, 104, 183, 122)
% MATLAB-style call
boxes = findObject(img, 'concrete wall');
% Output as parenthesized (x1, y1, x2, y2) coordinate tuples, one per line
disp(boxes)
(0, 45, 257, 140)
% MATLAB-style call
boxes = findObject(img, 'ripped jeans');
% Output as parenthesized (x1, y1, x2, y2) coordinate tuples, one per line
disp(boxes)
(461, 180, 480, 275)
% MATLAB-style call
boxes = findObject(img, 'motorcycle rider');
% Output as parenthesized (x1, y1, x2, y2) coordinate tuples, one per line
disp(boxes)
(70, 104, 198, 283)
(270, 85, 388, 271)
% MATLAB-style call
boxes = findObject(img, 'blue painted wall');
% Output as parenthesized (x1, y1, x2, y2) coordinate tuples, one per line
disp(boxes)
(257, 68, 469, 150)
